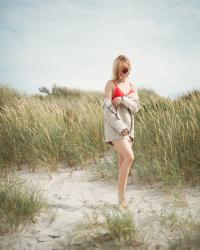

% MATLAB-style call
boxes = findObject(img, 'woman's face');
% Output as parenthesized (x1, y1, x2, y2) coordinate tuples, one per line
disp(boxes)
(118, 68, 129, 79)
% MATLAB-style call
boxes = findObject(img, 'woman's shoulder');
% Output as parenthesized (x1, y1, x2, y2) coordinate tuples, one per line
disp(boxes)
(107, 79, 115, 85)
(104, 79, 115, 90)
(104, 80, 115, 98)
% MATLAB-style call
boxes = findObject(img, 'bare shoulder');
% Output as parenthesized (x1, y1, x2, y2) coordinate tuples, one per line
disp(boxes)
(104, 80, 115, 97)
(105, 80, 114, 89)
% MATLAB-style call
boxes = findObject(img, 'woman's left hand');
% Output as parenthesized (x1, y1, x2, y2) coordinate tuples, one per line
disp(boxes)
(112, 97, 122, 108)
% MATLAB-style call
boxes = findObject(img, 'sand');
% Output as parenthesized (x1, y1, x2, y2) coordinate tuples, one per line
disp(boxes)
(0, 163, 200, 250)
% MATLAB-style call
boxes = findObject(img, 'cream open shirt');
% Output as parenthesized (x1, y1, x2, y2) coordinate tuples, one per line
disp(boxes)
(103, 87, 140, 146)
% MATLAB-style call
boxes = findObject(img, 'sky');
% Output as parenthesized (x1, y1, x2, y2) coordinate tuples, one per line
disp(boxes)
(0, 0, 200, 99)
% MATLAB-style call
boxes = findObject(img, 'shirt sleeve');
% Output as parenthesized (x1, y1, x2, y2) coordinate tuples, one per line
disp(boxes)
(103, 97, 127, 135)
(120, 87, 140, 113)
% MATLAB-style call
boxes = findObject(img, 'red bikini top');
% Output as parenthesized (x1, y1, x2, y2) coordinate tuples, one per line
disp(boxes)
(112, 80, 134, 100)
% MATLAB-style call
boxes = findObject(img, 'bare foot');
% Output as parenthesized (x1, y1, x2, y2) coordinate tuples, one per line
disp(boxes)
(118, 200, 128, 209)
(118, 192, 128, 209)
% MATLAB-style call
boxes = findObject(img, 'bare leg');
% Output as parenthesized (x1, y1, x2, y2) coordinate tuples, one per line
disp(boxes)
(117, 152, 124, 172)
(118, 140, 134, 201)
(113, 139, 134, 208)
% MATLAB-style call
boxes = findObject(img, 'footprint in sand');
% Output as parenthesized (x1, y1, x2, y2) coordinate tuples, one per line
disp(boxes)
(49, 203, 79, 212)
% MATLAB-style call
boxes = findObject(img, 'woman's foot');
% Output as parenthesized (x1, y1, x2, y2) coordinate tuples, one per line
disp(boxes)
(118, 192, 128, 209)
(118, 200, 128, 209)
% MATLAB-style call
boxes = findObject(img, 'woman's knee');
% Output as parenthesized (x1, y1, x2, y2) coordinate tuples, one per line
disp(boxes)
(125, 152, 134, 163)
(118, 153, 124, 165)
(113, 140, 134, 163)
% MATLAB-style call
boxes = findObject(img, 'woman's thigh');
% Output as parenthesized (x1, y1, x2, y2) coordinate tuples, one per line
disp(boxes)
(112, 139, 134, 161)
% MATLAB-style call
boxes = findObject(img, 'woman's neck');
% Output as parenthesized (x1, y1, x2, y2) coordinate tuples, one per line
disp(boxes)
(117, 76, 129, 84)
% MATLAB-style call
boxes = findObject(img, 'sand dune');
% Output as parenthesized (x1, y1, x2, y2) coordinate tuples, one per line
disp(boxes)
(0, 165, 200, 250)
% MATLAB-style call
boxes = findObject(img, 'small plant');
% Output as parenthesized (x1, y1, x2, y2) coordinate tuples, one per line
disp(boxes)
(101, 207, 140, 247)
(66, 205, 143, 249)
(0, 173, 49, 235)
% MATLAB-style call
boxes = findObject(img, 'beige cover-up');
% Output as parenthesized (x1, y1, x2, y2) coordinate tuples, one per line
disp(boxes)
(103, 87, 140, 146)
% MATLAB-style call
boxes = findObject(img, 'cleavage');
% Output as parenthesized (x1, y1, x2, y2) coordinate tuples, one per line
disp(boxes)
(116, 83, 130, 95)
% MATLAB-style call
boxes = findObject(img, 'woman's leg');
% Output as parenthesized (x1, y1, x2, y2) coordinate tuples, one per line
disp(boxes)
(112, 139, 134, 207)
(117, 139, 133, 171)
(117, 152, 124, 172)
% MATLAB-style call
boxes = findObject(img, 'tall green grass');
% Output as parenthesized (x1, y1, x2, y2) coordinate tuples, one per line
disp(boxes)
(0, 85, 199, 186)
(0, 84, 21, 113)
(0, 95, 104, 172)
(134, 92, 200, 186)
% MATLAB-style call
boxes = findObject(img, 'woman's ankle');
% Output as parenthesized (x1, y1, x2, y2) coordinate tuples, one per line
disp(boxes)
(118, 190, 126, 199)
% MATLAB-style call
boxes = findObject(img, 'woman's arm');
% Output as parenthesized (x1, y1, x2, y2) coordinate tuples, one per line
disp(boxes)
(104, 81, 129, 135)
(120, 83, 140, 113)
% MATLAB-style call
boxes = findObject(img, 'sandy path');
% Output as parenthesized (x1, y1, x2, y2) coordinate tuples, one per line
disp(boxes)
(0, 166, 200, 250)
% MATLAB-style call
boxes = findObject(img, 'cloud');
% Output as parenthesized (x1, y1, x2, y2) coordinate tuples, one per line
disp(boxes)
(0, 0, 199, 98)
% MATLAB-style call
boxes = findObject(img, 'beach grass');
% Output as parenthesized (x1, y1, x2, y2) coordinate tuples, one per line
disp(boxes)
(0, 173, 48, 235)
(0, 85, 199, 186)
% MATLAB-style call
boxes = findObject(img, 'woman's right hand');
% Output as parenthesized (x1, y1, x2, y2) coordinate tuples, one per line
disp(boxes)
(121, 128, 129, 136)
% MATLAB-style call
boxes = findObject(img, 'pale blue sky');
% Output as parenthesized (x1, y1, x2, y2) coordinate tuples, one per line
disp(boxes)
(0, 0, 200, 99)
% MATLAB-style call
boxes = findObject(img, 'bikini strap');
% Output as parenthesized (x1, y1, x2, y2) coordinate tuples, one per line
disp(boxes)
(113, 80, 117, 86)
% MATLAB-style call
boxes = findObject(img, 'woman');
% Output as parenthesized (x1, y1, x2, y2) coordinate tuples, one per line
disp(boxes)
(103, 54, 140, 208)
